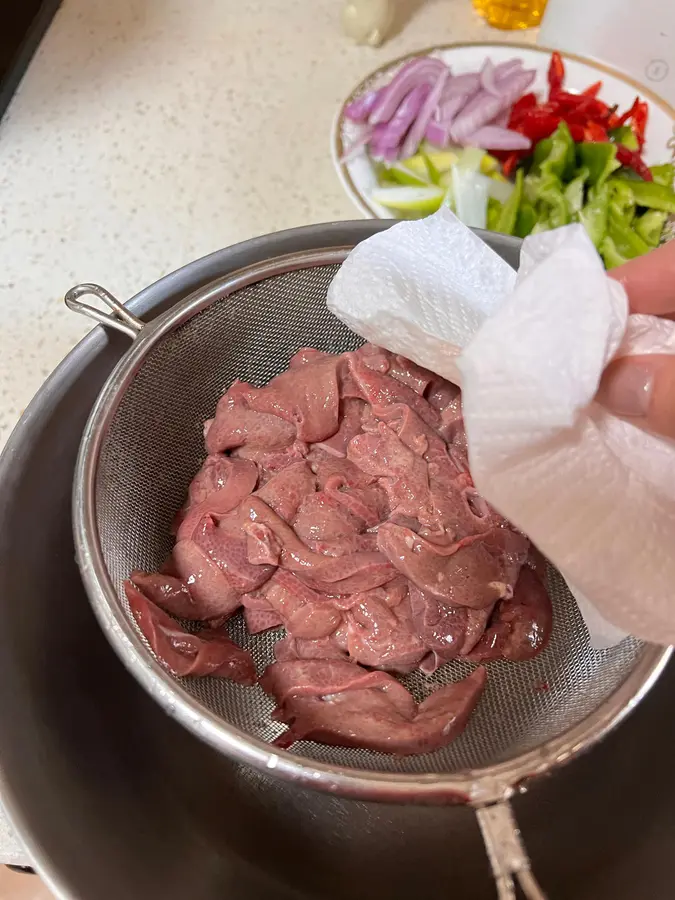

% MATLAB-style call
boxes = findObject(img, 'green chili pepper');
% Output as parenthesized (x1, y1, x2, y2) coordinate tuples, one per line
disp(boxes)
(612, 176, 675, 213)
(600, 235, 629, 269)
(649, 163, 675, 187)
(607, 216, 651, 259)
(564, 167, 589, 218)
(608, 179, 635, 224)
(609, 126, 639, 151)
(523, 171, 570, 230)
(515, 200, 537, 238)
(495, 169, 523, 236)
(487, 197, 502, 232)
(533, 122, 576, 181)
(539, 183, 569, 228)
(634, 209, 667, 247)
(579, 183, 609, 248)
(523, 173, 540, 207)
(578, 142, 621, 188)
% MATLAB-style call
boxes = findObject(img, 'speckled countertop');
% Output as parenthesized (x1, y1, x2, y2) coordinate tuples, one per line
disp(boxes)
(0, 0, 536, 450)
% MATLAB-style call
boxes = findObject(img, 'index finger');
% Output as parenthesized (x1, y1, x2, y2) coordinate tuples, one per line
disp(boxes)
(609, 240, 675, 316)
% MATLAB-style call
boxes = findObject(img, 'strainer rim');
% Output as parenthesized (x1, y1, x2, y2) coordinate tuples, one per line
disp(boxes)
(71, 247, 672, 805)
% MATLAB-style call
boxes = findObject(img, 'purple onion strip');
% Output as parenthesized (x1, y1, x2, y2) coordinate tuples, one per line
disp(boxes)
(425, 119, 453, 148)
(464, 125, 532, 150)
(441, 72, 481, 98)
(495, 59, 524, 80)
(451, 69, 536, 143)
(450, 92, 503, 144)
(481, 60, 500, 96)
(345, 90, 381, 124)
(493, 108, 510, 128)
(400, 67, 450, 158)
(368, 58, 446, 125)
(368, 84, 430, 157)
(348, 56, 538, 159)
(437, 92, 470, 126)
(494, 68, 536, 99)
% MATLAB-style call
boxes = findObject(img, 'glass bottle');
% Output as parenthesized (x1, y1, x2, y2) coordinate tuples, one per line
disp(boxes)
(472, 0, 548, 30)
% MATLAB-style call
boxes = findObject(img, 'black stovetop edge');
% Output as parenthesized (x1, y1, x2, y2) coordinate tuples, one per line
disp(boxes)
(0, 0, 62, 124)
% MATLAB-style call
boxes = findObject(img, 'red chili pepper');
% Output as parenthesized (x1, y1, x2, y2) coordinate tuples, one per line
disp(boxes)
(552, 91, 588, 108)
(582, 80, 603, 98)
(562, 105, 594, 125)
(553, 93, 610, 123)
(614, 97, 647, 147)
(631, 100, 648, 149)
(616, 144, 653, 180)
(583, 121, 609, 141)
(549, 91, 571, 106)
(616, 97, 640, 127)
(569, 123, 585, 142)
(547, 51, 565, 98)
(513, 111, 561, 144)
(586, 97, 610, 117)
(606, 106, 620, 129)
(508, 92, 537, 124)
(502, 153, 520, 178)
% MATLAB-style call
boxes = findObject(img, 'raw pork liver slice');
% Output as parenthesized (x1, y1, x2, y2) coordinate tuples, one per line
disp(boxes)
(262, 658, 487, 755)
(125, 581, 256, 684)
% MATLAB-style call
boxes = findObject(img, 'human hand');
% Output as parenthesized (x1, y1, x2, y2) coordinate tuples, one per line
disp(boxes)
(597, 241, 675, 439)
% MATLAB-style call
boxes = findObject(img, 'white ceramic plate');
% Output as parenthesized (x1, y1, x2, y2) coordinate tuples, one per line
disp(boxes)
(332, 42, 675, 219)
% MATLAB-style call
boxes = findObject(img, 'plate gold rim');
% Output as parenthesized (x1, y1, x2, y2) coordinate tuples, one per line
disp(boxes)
(333, 40, 675, 220)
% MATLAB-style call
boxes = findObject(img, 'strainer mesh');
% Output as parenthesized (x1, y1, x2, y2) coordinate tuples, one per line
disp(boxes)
(95, 261, 644, 775)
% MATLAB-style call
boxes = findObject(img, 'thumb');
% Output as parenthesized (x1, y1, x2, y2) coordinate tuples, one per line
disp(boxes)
(598, 355, 675, 440)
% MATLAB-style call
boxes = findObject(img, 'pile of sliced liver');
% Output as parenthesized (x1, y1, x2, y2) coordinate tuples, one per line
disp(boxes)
(125, 345, 551, 755)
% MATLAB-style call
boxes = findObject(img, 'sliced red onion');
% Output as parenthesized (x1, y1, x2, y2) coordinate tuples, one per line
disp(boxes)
(493, 68, 536, 99)
(351, 55, 538, 159)
(367, 122, 392, 159)
(464, 125, 532, 150)
(450, 91, 503, 143)
(441, 72, 481, 98)
(369, 127, 399, 161)
(437, 92, 469, 125)
(480, 59, 500, 96)
(451, 70, 536, 143)
(368, 58, 447, 125)
(477, 57, 533, 100)
(345, 90, 381, 123)
(369, 84, 430, 155)
(424, 119, 453, 147)
(400, 68, 450, 159)
(495, 59, 524, 80)
(486, 60, 534, 97)
(493, 108, 511, 128)
(368, 124, 404, 161)
(513, 70, 536, 94)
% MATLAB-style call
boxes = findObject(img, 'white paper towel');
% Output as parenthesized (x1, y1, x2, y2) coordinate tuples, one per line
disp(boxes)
(327, 208, 675, 647)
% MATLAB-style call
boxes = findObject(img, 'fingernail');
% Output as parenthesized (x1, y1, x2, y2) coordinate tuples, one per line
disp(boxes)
(600, 360, 654, 418)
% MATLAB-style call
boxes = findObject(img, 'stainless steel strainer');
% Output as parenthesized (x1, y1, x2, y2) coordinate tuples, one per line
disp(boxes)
(65, 244, 671, 900)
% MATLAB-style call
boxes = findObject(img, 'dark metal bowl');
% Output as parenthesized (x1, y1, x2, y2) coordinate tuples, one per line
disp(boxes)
(0, 221, 673, 900)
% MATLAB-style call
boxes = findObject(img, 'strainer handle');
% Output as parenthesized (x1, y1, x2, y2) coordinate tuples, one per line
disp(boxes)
(476, 801, 547, 900)
(64, 283, 144, 339)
